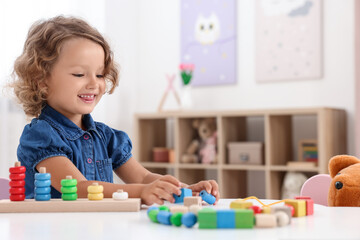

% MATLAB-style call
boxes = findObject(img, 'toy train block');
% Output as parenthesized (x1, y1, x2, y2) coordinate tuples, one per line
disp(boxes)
(275, 211, 290, 226)
(284, 199, 306, 217)
(199, 190, 216, 205)
(181, 212, 197, 228)
(88, 182, 104, 200)
(217, 209, 235, 228)
(170, 205, 188, 213)
(234, 209, 254, 229)
(295, 196, 314, 216)
(170, 212, 183, 227)
(255, 214, 277, 228)
(271, 206, 292, 223)
(198, 208, 217, 229)
(184, 196, 202, 207)
(173, 188, 192, 203)
(9, 161, 26, 201)
(61, 176, 78, 201)
(112, 189, 128, 200)
(229, 200, 253, 209)
(189, 205, 202, 216)
(34, 167, 51, 201)
(157, 211, 172, 225)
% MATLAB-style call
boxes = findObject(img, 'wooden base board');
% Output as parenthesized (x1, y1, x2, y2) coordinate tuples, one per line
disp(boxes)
(0, 198, 141, 213)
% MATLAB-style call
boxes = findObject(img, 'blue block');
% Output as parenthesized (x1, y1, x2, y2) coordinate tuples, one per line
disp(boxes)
(35, 186, 51, 194)
(35, 193, 51, 201)
(199, 190, 216, 205)
(173, 188, 192, 203)
(35, 173, 51, 180)
(217, 210, 235, 228)
(157, 211, 172, 225)
(181, 212, 197, 228)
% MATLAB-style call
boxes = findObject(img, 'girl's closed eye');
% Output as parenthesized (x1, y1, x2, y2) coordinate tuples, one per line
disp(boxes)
(72, 73, 84, 77)
(96, 74, 104, 78)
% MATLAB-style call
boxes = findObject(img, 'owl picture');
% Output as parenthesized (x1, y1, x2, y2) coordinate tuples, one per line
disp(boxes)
(194, 13, 221, 45)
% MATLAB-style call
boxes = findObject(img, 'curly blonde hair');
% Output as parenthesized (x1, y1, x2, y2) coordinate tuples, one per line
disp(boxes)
(11, 15, 119, 117)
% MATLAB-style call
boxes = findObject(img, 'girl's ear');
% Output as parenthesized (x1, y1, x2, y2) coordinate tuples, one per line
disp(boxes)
(328, 155, 360, 178)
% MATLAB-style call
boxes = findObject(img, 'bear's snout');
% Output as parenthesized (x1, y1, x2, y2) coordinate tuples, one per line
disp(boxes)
(335, 181, 343, 190)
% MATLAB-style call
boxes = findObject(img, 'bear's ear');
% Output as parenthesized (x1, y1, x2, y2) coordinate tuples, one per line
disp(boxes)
(328, 155, 360, 178)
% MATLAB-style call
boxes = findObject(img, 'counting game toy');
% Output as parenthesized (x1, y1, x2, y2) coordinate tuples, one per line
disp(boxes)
(147, 190, 315, 229)
(0, 162, 140, 213)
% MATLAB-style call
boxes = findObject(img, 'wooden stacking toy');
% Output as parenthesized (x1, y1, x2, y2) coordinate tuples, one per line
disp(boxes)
(9, 161, 26, 201)
(87, 182, 104, 200)
(61, 176, 78, 201)
(34, 167, 51, 201)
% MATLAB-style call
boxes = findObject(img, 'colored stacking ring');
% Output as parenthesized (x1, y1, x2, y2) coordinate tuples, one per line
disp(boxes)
(62, 193, 78, 201)
(9, 166, 26, 174)
(61, 186, 78, 194)
(88, 184, 104, 194)
(35, 173, 51, 181)
(9, 173, 26, 181)
(34, 194, 51, 201)
(9, 180, 25, 188)
(88, 193, 104, 200)
(34, 180, 51, 188)
(61, 178, 77, 187)
(35, 187, 51, 195)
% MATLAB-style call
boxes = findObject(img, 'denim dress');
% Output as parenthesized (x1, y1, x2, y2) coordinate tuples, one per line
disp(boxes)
(17, 105, 132, 199)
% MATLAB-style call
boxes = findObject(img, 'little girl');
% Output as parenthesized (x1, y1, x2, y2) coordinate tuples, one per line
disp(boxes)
(10, 16, 219, 205)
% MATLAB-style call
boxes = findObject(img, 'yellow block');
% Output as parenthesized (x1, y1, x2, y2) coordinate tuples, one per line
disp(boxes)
(284, 199, 306, 217)
(88, 193, 104, 200)
(262, 206, 271, 214)
(230, 200, 253, 209)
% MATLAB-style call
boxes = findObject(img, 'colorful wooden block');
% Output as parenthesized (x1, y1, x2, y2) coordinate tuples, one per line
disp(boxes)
(217, 209, 235, 228)
(199, 190, 216, 205)
(255, 213, 277, 228)
(189, 205, 202, 215)
(295, 196, 314, 216)
(198, 208, 217, 229)
(234, 209, 254, 229)
(170, 205, 188, 213)
(262, 206, 271, 214)
(284, 199, 306, 217)
(229, 200, 253, 209)
(173, 188, 192, 203)
(170, 212, 183, 226)
(182, 212, 197, 228)
(271, 206, 292, 222)
(184, 196, 202, 207)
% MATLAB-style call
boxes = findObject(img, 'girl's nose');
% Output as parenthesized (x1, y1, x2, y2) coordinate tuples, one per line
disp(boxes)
(86, 75, 98, 89)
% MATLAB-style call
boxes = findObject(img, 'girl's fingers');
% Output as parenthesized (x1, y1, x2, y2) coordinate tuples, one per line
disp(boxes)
(157, 180, 181, 196)
(154, 187, 174, 203)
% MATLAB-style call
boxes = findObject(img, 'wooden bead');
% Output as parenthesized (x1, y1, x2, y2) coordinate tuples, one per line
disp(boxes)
(112, 189, 128, 200)
(275, 211, 290, 226)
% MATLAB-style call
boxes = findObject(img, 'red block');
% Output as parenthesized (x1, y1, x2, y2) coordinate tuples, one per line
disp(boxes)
(9, 180, 25, 188)
(9, 173, 26, 180)
(295, 196, 311, 200)
(249, 205, 262, 214)
(10, 194, 25, 201)
(9, 187, 25, 195)
(9, 166, 26, 174)
(295, 196, 314, 215)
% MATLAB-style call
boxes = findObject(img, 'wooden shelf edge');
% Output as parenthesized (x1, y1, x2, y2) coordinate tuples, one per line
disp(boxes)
(270, 165, 320, 172)
(222, 165, 266, 171)
(141, 162, 175, 168)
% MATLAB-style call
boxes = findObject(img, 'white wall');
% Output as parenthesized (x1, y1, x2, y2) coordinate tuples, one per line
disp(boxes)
(105, 0, 355, 154)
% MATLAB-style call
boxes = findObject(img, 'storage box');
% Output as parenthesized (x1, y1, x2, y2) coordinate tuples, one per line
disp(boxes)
(227, 142, 263, 165)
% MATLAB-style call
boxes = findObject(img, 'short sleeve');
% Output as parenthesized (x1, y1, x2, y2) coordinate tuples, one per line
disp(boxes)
(17, 119, 73, 172)
(95, 122, 133, 170)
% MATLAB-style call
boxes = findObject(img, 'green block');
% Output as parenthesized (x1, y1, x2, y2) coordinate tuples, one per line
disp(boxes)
(61, 178, 77, 187)
(158, 205, 170, 212)
(198, 208, 217, 229)
(235, 209, 254, 228)
(62, 193, 78, 201)
(148, 209, 160, 223)
(170, 212, 183, 227)
(61, 186, 78, 194)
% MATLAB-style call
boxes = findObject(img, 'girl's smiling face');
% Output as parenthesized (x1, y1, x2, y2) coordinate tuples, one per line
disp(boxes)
(46, 37, 106, 127)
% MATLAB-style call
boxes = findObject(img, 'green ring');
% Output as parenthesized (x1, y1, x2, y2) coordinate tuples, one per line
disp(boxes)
(61, 179, 77, 187)
(62, 193, 78, 201)
(61, 186, 78, 194)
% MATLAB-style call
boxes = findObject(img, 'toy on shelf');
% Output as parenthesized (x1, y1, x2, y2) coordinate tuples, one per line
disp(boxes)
(34, 167, 51, 201)
(281, 172, 307, 199)
(112, 189, 128, 200)
(157, 74, 181, 112)
(9, 161, 26, 201)
(61, 176, 78, 201)
(181, 118, 218, 164)
(88, 182, 104, 200)
(328, 155, 360, 206)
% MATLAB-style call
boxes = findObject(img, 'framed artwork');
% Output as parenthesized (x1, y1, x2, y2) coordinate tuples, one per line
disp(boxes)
(180, 0, 237, 86)
(256, 0, 323, 82)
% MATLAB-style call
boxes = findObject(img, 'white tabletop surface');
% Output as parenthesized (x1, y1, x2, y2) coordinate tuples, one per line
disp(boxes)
(0, 199, 359, 240)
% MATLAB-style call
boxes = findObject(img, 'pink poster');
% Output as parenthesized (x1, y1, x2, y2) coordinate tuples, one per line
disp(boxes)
(256, 0, 322, 82)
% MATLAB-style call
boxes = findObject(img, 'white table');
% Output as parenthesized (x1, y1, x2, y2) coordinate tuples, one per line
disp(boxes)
(0, 199, 359, 240)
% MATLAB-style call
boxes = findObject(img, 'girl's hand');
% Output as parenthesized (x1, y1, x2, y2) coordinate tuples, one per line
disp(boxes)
(187, 180, 220, 205)
(140, 175, 181, 205)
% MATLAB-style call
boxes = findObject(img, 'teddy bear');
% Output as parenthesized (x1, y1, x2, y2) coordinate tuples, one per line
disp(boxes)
(328, 155, 360, 207)
(181, 118, 218, 164)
